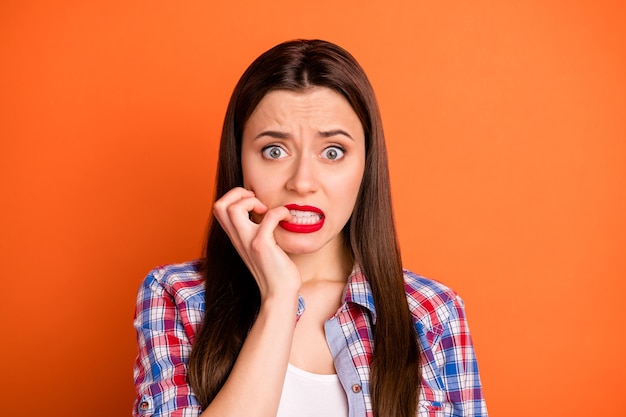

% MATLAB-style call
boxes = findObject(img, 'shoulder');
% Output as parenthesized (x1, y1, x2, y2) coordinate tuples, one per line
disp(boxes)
(134, 260, 206, 337)
(402, 268, 465, 331)
(139, 260, 205, 305)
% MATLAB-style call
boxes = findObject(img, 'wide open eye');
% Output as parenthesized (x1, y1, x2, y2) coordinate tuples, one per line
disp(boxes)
(262, 145, 288, 160)
(321, 146, 345, 161)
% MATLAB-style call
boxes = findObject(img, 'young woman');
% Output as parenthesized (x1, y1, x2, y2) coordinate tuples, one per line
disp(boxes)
(133, 39, 487, 417)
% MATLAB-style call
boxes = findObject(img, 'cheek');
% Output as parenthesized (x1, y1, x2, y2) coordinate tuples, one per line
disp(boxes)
(241, 154, 281, 198)
(241, 166, 253, 190)
(333, 171, 364, 216)
(240, 145, 259, 190)
(241, 161, 260, 192)
(245, 179, 279, 206)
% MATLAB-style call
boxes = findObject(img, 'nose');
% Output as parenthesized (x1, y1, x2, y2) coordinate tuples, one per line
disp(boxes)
(285, 155, 318, 195)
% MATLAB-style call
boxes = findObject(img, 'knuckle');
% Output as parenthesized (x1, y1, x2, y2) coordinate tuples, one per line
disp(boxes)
(249, 237, 266, 255)
(213, 200, 226, 213)
(225, 204, 239, 216)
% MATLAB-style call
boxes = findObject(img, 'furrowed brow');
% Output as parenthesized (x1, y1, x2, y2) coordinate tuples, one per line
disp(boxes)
(319, 129, 354, 140)
(253, 131, 291, 140)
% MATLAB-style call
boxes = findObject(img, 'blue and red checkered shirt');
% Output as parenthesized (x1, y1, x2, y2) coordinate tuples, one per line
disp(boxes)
(133, 260, 487, 416)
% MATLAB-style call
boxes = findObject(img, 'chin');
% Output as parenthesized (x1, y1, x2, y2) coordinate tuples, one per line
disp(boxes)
(279, 242, 321, 256)
(275, 235, 324, 256)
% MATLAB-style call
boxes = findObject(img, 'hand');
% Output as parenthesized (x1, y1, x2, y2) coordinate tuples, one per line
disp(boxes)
(212, 187, 302, 300)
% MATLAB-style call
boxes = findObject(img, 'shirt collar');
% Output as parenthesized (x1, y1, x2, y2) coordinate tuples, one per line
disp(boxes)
(295, 265, 378, 324)
(342, 266, 377, 323)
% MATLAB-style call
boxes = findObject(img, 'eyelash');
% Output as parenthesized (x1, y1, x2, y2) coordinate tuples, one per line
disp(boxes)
(260, 144, 347, 160)
(321, 145, 346, 160)
(261, 145, 287, 159)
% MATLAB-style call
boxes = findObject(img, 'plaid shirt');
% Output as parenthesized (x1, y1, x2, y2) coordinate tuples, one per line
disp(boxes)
(133, 261, 487, 417)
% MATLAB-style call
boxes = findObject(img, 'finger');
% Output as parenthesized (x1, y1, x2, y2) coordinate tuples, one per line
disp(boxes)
(226, 196, 268, 234)
(213, 187, 256, 217)
(213, 188, 260, 235)
(254, 205, 291, 243)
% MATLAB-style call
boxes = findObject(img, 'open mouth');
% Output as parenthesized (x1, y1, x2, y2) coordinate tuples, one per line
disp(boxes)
(287, 209, 323, 225)
(280, 204, 325, 233)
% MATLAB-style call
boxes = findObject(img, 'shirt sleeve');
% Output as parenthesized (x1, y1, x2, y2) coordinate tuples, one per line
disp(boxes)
(438, 295, 488, 416)
(133, 271, 203, 417)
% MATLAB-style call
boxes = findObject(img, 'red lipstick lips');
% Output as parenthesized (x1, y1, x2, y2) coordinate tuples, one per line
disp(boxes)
(279, 204, 325, 233)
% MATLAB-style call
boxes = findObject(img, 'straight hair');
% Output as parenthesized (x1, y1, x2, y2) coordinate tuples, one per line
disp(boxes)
(188, 39, 420, 417)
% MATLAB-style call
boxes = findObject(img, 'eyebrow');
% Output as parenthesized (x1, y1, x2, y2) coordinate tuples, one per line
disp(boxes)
(253, 131, 290, 140)
(253, 129, 354, 141)
(319, 129, 354, 140)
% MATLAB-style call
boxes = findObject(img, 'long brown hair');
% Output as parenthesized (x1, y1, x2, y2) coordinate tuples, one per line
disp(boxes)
(189, 39, 420, 417)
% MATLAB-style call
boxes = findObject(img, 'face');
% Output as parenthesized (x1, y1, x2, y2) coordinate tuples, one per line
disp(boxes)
(241, 87, 366, 256)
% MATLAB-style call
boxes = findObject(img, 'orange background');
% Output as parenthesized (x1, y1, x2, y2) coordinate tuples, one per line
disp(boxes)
(1, 1, 625, 416)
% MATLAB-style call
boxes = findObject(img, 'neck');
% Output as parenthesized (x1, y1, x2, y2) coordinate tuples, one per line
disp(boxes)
(289, 238, 353, 284)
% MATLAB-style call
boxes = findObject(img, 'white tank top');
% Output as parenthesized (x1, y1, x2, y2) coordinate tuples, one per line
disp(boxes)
(275, 363, 349, 417)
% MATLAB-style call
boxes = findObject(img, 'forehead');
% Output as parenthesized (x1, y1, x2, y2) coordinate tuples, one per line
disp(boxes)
(245, 87, 363, 133)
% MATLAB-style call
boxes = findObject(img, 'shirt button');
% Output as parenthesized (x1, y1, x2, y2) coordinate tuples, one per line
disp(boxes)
(139, 401, 150, 411)
(351, 384, 362, 393)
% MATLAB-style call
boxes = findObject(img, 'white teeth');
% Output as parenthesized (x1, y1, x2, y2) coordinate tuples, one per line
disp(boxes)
(288, 210, 322, 225)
